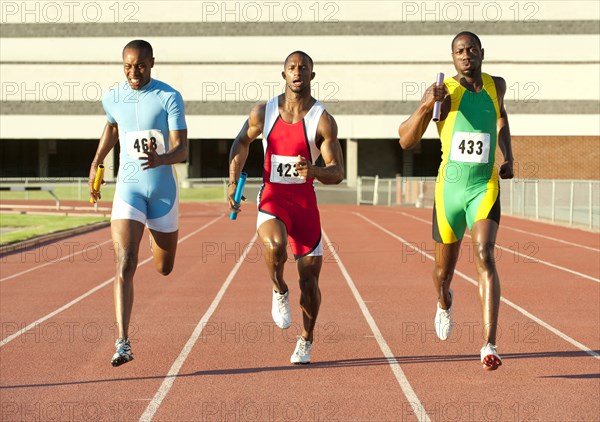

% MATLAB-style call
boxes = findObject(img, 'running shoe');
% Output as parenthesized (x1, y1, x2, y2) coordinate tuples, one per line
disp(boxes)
(272, 290, 291, 329)
(480, 342, 502, 370)
(290, 336, 312, 364)
(111, 338, 133, 367)
(435, 289, 453, 340)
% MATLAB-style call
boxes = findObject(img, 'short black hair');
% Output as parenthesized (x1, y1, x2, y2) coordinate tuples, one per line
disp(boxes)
(451, 31, 482, 50)
(123, 39, 153, 58)
(284, 51, 313, 68)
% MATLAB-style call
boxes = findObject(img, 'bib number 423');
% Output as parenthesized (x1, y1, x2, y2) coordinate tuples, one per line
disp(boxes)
(270, 154, 305, 184)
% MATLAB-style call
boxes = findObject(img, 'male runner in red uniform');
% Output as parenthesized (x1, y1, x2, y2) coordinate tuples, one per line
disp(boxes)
(228, 51, 344, 363)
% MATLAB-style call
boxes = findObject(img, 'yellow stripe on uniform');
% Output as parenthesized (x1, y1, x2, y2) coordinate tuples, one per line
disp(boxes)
(435, 77, 465, 244)
(436, 78, 466, 163)
(435, 164, 458, 244)
(474, 167, 499, 222)
(482, 73, 500, 119)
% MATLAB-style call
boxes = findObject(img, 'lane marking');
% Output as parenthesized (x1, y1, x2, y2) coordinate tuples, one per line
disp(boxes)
(397, 211, 600, 283)
(0, 216, 223, 348)
(356, 212, 600, 360)
(501, 225, 600, 252)
(395, 210, 600, 252)
(1, 239, 113, 283)
(139, 233, 258, 422)
(322, 229, 431, 422)
(0, 277, 116, 348)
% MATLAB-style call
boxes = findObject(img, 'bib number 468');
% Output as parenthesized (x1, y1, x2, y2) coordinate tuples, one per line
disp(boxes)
(125, 129, 165, 159)
(132, 137, 158, 153)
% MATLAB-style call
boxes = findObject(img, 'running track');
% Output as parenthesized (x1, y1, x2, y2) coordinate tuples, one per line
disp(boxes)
(1, 203, 598, 421)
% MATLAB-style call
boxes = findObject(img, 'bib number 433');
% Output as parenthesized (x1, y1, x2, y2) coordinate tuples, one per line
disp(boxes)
(450, 131, 490, 164)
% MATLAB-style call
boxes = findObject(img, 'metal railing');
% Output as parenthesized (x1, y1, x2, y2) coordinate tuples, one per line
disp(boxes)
(356, 176, 600, 231)
(3, 177, 598, 230)
(502, 179, 599, 230)
(0, 177, 92, 201)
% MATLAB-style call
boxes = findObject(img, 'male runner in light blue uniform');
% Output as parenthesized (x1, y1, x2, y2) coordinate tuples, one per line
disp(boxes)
(89, 40, 188, 367)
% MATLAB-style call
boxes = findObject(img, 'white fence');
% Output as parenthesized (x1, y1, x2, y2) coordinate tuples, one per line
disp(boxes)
(357, 176, 600, 231)
(503, 179, 599, 230)
(2, 177, 598, 231)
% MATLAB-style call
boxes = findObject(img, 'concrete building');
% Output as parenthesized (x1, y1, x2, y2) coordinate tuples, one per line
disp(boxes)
(1, 1, 599, 182)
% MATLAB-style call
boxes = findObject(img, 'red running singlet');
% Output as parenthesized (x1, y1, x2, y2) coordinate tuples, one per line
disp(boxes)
(257, 95, 325, 258)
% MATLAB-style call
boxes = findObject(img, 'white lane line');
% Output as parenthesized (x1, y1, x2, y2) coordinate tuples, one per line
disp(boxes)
(397, 211, 600, 283)
(357, 212, 600, 360)
(139, 233, 258, 422)
(501, 225, 600, 252)
(396, 211, 600, 252)
(322, 230, 431, 422)
(0, 216, 223, 348)
(0, 276, 116, 348)
(395, 211, 600, 252)
(1, 239, 113, 283)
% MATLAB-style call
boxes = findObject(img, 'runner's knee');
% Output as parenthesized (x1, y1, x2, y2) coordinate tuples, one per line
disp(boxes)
(116, 249, 138, 279)
(263, 240, 287, 263)
(433, 263, 454, 283)
(474, 242, 496, 268)
(155, 260, 174, 276)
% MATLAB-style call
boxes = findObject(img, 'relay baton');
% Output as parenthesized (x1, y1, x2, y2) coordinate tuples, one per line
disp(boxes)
(230, 172, 247, 220)
(89, 164, 105, 204)
(432, 72, 444, 122)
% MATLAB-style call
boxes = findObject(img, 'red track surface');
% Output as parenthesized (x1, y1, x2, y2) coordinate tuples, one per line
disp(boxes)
(1, 202, 599, 421)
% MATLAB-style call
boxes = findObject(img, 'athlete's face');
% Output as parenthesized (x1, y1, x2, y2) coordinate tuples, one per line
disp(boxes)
(122, 48, 154, 90)
(282, 54, 314, 94)
(451, 35, 484, 77)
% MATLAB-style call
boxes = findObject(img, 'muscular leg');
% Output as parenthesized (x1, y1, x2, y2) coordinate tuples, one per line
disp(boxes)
(296, 255, 322, 342)
(111, 219, 145, 339)
(433, 240, 462, 309)
(149, 229, 179, 276)
(471, 219, 501, 345)
(258, 218, 289, 294)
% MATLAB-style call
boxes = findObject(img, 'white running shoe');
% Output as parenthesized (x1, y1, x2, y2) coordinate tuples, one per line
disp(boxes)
(480, 342, 502, 370)
(290, 336, 312, 364)
(111, 338, 133, 367)
(272, 290, 291, 329)
(434, 289, 453, 340)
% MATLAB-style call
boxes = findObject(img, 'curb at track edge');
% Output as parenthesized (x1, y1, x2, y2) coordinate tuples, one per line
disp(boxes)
(0, 221, 111, 256)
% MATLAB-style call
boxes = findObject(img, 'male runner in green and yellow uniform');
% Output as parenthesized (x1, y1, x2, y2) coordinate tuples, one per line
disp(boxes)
(399, 32, 514, 370)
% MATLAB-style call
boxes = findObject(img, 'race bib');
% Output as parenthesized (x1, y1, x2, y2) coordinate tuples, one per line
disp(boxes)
(450, 132, 490, 164)
(125, 129, 165, 159)
(270, 154, 305, 184)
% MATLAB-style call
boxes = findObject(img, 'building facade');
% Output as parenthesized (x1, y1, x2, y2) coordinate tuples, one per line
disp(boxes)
(1, 1, 599, 183)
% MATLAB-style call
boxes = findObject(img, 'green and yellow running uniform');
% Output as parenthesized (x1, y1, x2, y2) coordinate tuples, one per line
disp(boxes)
(433, 73, 501, 244)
